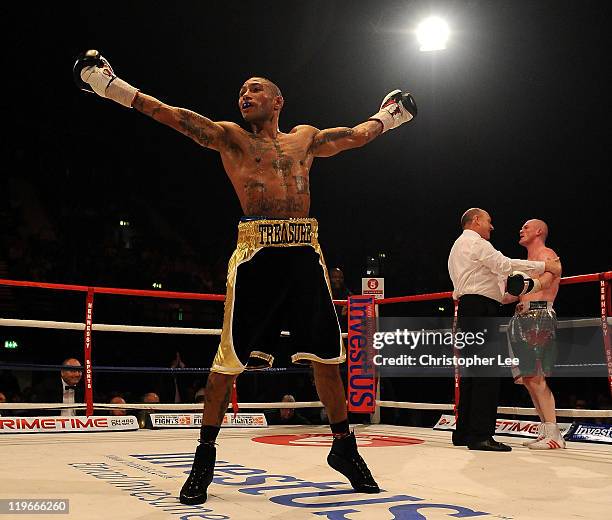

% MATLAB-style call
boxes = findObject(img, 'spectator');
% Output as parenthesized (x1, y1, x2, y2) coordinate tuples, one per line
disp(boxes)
(266, 394, 311, 425)
(31, 358, 84, 416)
(330, 267, 352, 330)
(109, 396, 127, 416)
(194, 387, 206, 404)
(138, 392, 160, 429)
(166, 351, 189, 403)
(143, 392, 160, 404)
(0, 369, 21, 401)
(0, 391, 6, 416)
(574, 399, 588, 410)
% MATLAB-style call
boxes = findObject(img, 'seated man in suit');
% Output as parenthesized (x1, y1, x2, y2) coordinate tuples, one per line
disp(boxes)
(31, 358, 84, 416)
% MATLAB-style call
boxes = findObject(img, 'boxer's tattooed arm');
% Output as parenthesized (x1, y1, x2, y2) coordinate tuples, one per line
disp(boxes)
(132, 93, 232, 152)
(176, 109, 216, 147)
(132, 94, 163, 118)
(309, 122, 381, 157)
(313, 129, 355, 146)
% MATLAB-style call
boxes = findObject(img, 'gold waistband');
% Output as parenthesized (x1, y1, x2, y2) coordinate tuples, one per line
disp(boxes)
(237, 218, 319, 249)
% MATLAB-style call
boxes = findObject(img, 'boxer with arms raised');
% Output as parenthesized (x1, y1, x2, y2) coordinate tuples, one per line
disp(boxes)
(506, 219, 565, 449)
(74, 50, 417, 504)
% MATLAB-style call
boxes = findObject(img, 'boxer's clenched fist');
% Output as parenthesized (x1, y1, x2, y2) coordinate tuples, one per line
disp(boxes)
(369, 90, 417, 133)
(73, 50, 138, 108)
(506, 271, 542, 296)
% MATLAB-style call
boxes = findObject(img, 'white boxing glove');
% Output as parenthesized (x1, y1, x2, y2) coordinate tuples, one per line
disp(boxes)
(74, 50, 138, 108)
(369, 90, 417, 133)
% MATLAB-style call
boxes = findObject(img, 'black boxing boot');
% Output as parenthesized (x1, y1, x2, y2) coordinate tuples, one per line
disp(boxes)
(179, 442, 216, 505)
(327, 432, 380, 493)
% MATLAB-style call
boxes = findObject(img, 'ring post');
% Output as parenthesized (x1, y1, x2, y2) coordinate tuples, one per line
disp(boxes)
(599, 276, 612, 399)
(83, 288, 95, 416)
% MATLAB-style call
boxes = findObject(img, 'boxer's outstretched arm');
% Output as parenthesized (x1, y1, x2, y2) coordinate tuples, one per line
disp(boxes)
(309, 89, 416, 157)
(75, 51, 233, 152)
(309, 121, 383, 157)
(132, 92, 228, 152)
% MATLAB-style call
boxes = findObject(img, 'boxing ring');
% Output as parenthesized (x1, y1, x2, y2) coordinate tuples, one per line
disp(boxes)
(1, 273, 612, 519)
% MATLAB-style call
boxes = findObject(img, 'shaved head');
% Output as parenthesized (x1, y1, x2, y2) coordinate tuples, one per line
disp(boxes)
(239, 77, 285, 124)
(249, 77, 282, 98)
(242, 77, 283, 100)
(528, 219, 549, 241)
(519, 218, 549, 247)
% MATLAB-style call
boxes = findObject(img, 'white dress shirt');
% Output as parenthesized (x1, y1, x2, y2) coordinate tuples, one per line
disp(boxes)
(448, 229, 545, 302)
(61, 378, 76, 417)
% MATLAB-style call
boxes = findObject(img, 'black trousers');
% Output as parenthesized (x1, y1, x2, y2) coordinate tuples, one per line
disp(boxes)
(453, 294, 501, 444)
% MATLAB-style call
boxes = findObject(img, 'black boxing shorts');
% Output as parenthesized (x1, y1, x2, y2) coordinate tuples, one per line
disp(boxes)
(211, 217, 345, 375)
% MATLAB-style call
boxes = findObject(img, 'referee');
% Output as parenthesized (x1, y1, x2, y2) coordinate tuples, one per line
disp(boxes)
(448, 208, 560, 451)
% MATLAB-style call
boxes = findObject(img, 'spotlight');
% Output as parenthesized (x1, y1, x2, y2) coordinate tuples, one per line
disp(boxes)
(416, 17, 449, 51)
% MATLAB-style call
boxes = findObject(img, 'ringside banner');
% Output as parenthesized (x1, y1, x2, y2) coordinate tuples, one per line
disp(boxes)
(566, 422, 612, 444)
(149, 413, 267, 429)
(0, 415, 138, 433)
(433, 414, 572, 438)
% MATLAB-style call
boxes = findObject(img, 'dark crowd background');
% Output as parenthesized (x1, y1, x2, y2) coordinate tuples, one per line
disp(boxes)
(0, 1, 610, 422)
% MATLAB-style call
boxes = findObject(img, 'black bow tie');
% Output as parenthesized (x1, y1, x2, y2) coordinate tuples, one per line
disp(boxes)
(65, 385, 78, 391)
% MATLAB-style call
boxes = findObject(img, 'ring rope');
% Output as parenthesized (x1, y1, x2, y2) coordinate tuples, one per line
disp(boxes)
(0, 401, 324, 411)
(2, 401, 610, 417)
(1, 317, 606, 334)
(2, 271, 610, 307)
(376, 401, 612, 418)
(0, 318, 349, 338)
(0, 363, 314, 374)
(372, 271, 612, 305)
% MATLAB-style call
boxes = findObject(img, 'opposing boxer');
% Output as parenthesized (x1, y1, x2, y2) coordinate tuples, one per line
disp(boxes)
(74, 50, 417, 504)
(506, 219, 565, 449)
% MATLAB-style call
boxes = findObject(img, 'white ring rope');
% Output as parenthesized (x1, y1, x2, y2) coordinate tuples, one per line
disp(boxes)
(376, 401, 612, 418)
(2, 317, 607, 335)
(0, 401, 324, 411)
(0, 318, 349, 338)
(2, 401, 611, 418)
